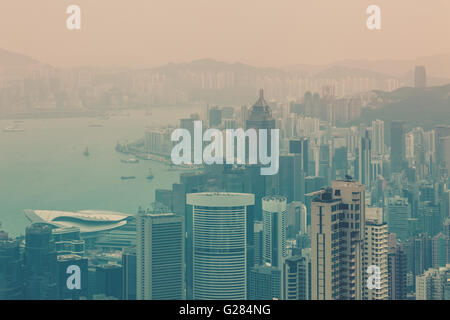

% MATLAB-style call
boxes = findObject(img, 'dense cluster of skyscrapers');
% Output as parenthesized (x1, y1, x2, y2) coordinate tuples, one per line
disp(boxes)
(1, 79, 449, 300)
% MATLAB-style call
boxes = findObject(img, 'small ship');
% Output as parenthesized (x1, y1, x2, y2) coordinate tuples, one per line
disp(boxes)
(83, 147, 90, 157)
(146, 169, 154, 180)
(121, 157, 139, 164)
(121, 176, 136, 180)
(3, 124, 24, 132)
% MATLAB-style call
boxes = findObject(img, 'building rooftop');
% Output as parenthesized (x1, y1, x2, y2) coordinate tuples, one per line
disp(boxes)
(186, 192, 255, 207)
(262, 195, 287, 202)
(24, 209, 131, 234)
(57, 254, 83, 262)
(248, 89, 273, 121)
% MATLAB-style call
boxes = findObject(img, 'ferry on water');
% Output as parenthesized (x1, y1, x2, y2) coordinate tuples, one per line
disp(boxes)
(3, 124, 24, 132)
(121, 176, 136, 180)
(121, 157, 139, 164)
(168, 163, 201, 171)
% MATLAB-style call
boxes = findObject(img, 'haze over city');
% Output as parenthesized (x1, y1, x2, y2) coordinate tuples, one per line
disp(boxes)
(0, 0, 449, 68)
(1, 0, 450, 306)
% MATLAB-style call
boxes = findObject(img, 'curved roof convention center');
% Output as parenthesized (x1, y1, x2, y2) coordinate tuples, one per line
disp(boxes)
(24, 209, 132, 234)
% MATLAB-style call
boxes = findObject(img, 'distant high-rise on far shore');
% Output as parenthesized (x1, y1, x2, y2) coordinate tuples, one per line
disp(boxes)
(414, 66, 427, 88)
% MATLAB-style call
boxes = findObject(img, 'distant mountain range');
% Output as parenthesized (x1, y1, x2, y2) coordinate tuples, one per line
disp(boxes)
(1, 48, 450, 83)
(0, 48, 46, 68)
(150, 58, 394, 80)
(283, 54, 450, 86)
(332, 54, 450, 79)
(0, 48, 448, 128)
(150, 54, 450, 86)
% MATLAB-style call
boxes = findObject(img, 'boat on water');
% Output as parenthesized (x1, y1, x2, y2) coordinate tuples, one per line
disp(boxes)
(83, 147, 90, 157)
(146, 169, 154, 180)
(121, 157, 139, 164)
(121, 176, 136, 180)
(3, 125, 24, 132)
(168, 163, 200, 171)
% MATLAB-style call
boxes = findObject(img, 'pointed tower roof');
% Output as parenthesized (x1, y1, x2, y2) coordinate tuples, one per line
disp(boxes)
(248, 89, 272, 121)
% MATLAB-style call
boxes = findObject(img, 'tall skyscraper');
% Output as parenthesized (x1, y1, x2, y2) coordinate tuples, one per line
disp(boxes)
(246, 89, 276, 157)
(278, 155, 302, 203)
(391, 121, 406, 173)
(52, 227, 85, 256)
(431, 233, 447, 268)
(441, 190, 450, 221)
(363, 207, 388, 300)
(262, 195, 287, 269)
(371, 119, 385, 156)
(246, 89, 275, 135)
(248, 264, 282, 300)
(304, 176, 326, 223)
(286, 201, 307, 238)
(310, 179, 365, 300)
(445, 219, 450, 265)
(208, 106, 222, 127)
(416, 266, 448, 300)
(187, 192, 254, 299)
(289, 138, 309, 178)
(24, 223, 58, 300)
(386, 196, 410, 241)
(253, 221, 264, 267)
(57, 254, 88, 300)
(421, 202, 442, 237)
(89, 264, 122, 300)
(387, 234, 407, 300)
(439, 136, 450, 176)
(243, 90, 277, 222)
(180, 117, 203, 159)
(283, 255, 309, 300)
(404, 234, 432, 280)
(122, 246, 136, 300)
(319, 144, 332, 186)
(136, 212, 185, 300)
(332, 146, 348, 180)
(435, 125, 450, 176)
(354, 132, 372, 188)
(414, 66, 427, 88)
(0, 231, 24, 299)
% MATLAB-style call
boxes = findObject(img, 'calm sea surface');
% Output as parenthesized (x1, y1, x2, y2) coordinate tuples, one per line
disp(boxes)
(0, 106, 204, 236)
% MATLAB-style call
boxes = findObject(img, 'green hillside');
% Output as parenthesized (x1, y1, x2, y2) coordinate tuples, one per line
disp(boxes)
(358, 84, 450, 130)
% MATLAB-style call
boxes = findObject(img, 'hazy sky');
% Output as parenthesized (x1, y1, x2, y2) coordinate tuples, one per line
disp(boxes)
(0, 0, 449, 68)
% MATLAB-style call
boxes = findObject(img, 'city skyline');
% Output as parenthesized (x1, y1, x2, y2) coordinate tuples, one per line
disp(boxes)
(1, 88, 450, 301)
(1, 0, 450, 305)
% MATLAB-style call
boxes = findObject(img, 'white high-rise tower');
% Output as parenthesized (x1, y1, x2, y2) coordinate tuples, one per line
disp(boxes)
(187, 192, 254, 300)
(310, 179, 366, 300)
(262, 195, 287, 268)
